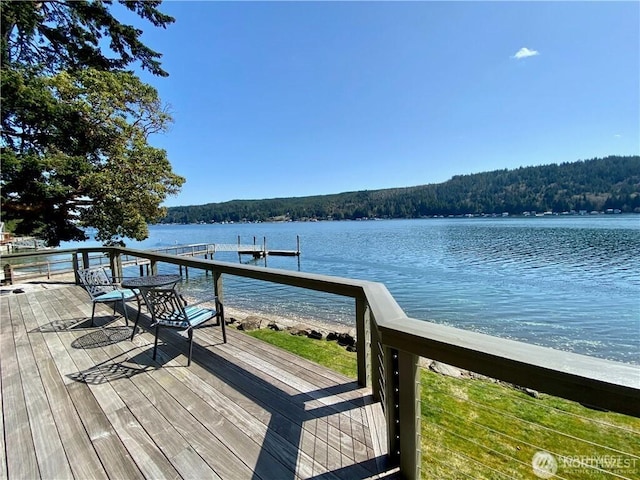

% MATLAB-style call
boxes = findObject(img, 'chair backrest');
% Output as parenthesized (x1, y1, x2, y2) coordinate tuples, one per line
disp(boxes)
(140, 288, 190, 328)
(78, 267, 117, 299)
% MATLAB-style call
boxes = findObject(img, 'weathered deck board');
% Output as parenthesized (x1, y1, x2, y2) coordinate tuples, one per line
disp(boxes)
(0, 284, 396, 479)
(1, 295, 41, 479)
(12, 294, 73, 479)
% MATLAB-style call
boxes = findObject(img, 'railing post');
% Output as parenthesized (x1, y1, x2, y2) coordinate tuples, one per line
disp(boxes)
(72, 253, 80, 284)
(355, 297, 371, 388)
(383, 346, 399, 465)
(110, 250, 123, 281)
(150, 260, 158, 275)
(3, 264, 14, 285)
(213, 269, 223, 303)
(398, 349, 421, 479)
(213, 269, 224, 326)
(384, 347, 421, 479)
(82, 251, 90, 269)
(371, 317, 383, 403)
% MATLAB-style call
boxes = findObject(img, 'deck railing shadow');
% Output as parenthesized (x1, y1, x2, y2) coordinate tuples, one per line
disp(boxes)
(69, 311, 384, 479)
(158, 335, 387, 479)
(306, 458, 394, 480)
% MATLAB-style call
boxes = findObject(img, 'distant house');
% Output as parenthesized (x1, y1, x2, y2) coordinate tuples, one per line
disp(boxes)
(0, 222, 12, 245)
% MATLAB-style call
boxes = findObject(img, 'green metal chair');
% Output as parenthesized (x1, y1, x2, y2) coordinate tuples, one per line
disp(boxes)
(139, 287, 225, 366)
(77, 267, 141, 327)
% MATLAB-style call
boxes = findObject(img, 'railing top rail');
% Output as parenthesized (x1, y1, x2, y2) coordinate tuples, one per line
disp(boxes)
(1, 247, 81, 260)
(113, 246, 368, 297)
(379, 315, 639, 413)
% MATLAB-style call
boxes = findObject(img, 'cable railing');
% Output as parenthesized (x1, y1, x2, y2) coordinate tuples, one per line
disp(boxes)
(419, 366, 639, 479)
(2, 246, 638, 479)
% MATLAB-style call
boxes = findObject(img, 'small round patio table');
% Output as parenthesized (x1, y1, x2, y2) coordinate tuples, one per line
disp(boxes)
(121, 274, 182, 290)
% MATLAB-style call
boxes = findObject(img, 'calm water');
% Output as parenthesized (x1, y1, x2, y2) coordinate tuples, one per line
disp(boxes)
(64, 216, 640, 364)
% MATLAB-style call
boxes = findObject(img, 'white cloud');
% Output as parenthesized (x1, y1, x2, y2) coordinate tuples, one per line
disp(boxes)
(512, 47, 540, 60)
(614, 134, 622, 138)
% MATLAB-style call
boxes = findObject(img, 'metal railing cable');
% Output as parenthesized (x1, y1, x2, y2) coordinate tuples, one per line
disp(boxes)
(444, 379, 640, 435)
(424, 420, 574, 480)
(424, 403, 635, 479)
(420, 371, 639, 479)
(430, 445, 519, 480)
(425, 385, 639, 458)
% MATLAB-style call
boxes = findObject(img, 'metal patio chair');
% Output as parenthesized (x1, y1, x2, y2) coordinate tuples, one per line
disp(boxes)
(77, 267, 141, 327)
(139, 287, 225, 366)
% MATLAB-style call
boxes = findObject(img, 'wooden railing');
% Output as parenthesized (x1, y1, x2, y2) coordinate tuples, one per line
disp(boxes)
(3, 246, 639, 479)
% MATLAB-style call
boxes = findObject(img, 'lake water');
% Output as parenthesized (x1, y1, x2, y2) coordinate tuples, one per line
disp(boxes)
(64, 215, 640, 365)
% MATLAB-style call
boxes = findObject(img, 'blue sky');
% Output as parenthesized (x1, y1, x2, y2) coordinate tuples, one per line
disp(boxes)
(129, 1, 639, 207)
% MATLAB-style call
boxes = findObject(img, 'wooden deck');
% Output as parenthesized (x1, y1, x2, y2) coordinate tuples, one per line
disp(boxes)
(1, 283, 395, 479)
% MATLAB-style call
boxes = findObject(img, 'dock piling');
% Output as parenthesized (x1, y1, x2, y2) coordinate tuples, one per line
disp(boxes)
(133, 237, 301, 267)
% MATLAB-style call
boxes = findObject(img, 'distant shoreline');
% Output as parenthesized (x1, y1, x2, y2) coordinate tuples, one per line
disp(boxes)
(158, 209, 635, 226)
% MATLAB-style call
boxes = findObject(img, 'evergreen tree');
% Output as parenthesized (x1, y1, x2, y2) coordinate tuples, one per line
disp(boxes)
(1, 0, 184, 246)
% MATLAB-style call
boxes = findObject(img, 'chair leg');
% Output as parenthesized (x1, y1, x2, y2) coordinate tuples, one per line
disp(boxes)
(221, 316, 227, 343)
(219, 302, 227, 344)
(153, 325, 160, 360)
(187, 329, 194, 366)
(130, 296, 142, 340)
(135, 296, 141, 323)
(130, 318, 138, 341)
(91, 302, 97, 327)
(121, 299, 129, 327)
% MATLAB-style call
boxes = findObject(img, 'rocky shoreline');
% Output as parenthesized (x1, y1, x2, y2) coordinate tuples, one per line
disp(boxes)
(226, 307, 359, 351)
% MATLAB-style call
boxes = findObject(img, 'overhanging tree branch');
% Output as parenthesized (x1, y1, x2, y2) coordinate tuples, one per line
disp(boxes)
(1, 0, 184, 246)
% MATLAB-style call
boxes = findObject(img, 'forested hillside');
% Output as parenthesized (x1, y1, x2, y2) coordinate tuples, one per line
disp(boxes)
(162, 155, 640, 223)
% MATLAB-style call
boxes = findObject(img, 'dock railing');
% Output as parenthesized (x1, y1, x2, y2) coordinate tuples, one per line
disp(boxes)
(2, 246, 639, 479)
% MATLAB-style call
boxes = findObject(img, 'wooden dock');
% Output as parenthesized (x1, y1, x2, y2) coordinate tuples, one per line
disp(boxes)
(150, 236, 301, 260)
(1, 282, 395, 479)
(2, 237, 301, 284)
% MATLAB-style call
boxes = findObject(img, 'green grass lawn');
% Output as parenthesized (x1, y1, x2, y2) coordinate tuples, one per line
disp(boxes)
(246, 328, 640, 479)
